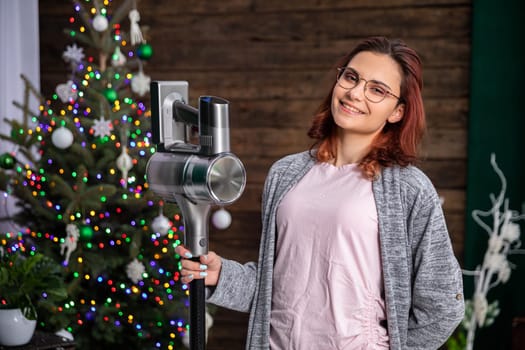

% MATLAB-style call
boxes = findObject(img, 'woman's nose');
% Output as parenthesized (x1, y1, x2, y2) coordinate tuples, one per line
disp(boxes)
(347, 80, 366, 100)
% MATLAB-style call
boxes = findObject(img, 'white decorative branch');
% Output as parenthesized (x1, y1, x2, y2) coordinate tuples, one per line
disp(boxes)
(463, 153, 524, 350)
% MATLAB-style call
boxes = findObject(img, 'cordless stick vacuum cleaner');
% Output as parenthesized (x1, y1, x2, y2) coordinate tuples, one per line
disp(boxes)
(146, 81, 246, 350)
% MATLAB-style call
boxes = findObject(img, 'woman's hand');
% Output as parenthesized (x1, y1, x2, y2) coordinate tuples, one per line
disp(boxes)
(175, 245, 222, 286)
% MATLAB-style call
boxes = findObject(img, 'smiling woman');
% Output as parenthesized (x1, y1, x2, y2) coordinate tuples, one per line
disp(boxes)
(329, 51, 405, 166)
(177, 37, 465, 350)
(310, 38, 425, 180)
(37, 1, 473, 347)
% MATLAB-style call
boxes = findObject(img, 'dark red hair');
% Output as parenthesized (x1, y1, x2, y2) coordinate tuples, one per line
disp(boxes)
(307, 36, 426, 179)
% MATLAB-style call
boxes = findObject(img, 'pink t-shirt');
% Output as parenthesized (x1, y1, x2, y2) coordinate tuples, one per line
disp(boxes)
(270, 162, 389, 350)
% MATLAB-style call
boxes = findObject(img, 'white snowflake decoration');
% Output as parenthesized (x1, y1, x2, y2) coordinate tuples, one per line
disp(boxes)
(131, 71, 151, 96)
(92, 116, 113, 138)
(126, 258, 145, 284)
(62, 43, 85, 64)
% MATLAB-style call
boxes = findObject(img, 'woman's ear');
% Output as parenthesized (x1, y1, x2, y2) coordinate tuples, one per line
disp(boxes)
(387, 103, 405, 124)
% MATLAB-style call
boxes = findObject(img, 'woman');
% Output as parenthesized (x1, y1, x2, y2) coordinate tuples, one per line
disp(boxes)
(176, 36, 464, 349)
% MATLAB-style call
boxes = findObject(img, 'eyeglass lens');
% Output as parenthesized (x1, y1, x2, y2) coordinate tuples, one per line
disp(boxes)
(337, 68, 391, 103)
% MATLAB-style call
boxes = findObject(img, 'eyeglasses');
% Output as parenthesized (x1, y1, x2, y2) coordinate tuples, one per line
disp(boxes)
(336, 67, 401, 103)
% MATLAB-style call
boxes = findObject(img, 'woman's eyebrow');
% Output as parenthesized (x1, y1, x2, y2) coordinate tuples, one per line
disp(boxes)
(347, 66, 394, 90)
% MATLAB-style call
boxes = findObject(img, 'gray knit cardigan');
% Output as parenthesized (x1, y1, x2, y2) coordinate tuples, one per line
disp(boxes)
(207, 151, 464, 349)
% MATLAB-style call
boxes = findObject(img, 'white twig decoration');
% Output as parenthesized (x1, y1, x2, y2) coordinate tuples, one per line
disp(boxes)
(462, 153, 525, 350)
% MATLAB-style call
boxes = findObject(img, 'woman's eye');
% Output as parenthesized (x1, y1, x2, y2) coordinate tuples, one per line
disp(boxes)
(345, 72, 359, 82)
(369, 85, 387, 96)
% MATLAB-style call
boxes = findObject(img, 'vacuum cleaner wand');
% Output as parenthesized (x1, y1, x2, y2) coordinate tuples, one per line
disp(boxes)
(146, 81, 246, 349)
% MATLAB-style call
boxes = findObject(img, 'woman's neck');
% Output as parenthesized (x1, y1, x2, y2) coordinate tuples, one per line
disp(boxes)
(333, 132, 373, 166)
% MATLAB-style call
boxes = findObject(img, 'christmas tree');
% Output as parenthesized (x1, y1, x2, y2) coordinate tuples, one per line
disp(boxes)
(0, 1, 190, 348)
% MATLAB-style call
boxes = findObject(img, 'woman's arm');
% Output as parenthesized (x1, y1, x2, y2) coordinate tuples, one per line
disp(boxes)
(176, 246, 258, 313)
(206, 258, 258, 312)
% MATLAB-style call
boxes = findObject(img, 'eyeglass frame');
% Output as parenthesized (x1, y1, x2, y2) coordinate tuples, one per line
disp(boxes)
(336, 67, 401, 103)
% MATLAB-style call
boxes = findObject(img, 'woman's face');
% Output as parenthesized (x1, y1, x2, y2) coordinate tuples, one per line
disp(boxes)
(331, 51, 405, 141)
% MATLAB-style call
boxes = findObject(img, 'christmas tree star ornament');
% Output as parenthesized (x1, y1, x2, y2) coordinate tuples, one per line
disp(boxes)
(92, 116, 113, 138)
(128, 9, 144, 45)
(92, 14, 109, 32)
(51, 126, 74, 149)
(62, 43, 85, 64)
(131, 71, 151, 96)
(116, 146, 133, 188)
(126, 258, 146, 284)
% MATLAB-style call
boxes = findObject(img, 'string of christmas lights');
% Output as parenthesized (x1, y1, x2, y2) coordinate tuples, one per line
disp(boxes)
(0, 1, 191, 349)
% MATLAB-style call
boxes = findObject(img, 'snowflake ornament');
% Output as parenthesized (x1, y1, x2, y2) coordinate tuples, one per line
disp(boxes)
(62, 43, 85, 64)
(126, 258, 146, 284)
(131, 71, 151, 96)
(92, 116, 113, 138)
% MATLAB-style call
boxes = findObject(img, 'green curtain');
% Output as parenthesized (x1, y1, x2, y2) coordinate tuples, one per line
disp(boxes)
(464, 0, 525, 349)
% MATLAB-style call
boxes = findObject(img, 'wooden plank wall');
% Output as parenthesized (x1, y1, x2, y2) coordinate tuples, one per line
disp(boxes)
(39, 1, 471, 348)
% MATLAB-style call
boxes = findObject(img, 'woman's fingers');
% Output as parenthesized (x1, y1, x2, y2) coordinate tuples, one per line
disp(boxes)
(176, 245, 221, 286)
(175, 244, 193, 259)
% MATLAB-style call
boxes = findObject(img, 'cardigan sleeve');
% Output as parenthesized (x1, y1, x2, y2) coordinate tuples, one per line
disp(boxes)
(405, 181, 465, 349)
(206, 258, 257, 312)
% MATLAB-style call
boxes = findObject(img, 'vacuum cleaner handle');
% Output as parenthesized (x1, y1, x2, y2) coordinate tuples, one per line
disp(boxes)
(189, 265, 206, 350)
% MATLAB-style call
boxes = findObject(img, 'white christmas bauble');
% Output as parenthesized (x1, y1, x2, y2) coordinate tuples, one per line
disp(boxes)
(51, 127, 74, 149)
(151, 214, 171, 236)
(92, 14, 109, 32)
(126, 258, 145, 284)
(211, 208, 232, 230)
